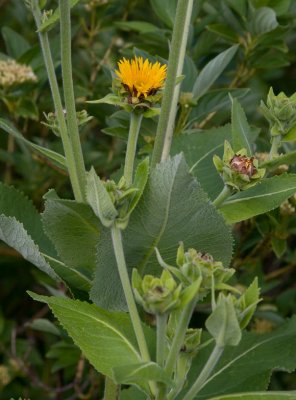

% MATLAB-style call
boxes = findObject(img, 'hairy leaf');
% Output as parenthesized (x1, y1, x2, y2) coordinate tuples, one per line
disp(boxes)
(177, 316, 296, 399)
(29, 293, 142, 378)
(91, 155, 232, 310)
(220, 174, 296, 223)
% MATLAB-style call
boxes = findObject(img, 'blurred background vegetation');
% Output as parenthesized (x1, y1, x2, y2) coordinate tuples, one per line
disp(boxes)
(0, 0, 296, 398)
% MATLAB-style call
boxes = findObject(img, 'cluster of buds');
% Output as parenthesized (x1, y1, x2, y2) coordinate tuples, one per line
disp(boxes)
(260, 87, 296, 137)
(42, 110, 92, 136)
(132, 269, 182, 315)
(0, 59, 37, 89)
(213, 141, 265, 191)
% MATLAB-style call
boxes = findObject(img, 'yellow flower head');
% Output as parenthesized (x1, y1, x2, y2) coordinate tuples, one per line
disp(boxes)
(115, 56, 167, 99)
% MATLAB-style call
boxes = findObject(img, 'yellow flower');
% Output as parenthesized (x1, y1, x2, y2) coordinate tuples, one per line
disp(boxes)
(115, 56, 167, 99)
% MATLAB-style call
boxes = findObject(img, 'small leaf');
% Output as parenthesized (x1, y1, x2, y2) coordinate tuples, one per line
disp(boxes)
(86, 167, 118, 227)
(150, 0, 178, 28)
(113, 361, 172, 391)
(126, 158, 149, 217)
(1, 26, 29, 58)
(250, 7, 278, 36)
(114, 21, 159, 33)
(27, 318, 61, 336)
(220, 174, 296, 223)
(38, 0, 80, 32)
(193, 45, 239, 99)
(206, 295, 241, 347)
(282, 125, 296, 142)
(0, 118, 67, 170)
(28, 293, 142, 378)
(230, 96, 253, 155)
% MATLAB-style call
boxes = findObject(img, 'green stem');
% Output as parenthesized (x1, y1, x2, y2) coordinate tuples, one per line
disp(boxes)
(151, 0, 194, 167)
(212, 186, 231, 208)
(31, 0, 84, 202)
(60, 0, 87, 201)
(269, 135, 281, 160)
(156, 313, 167, 367)
(165, 299, 196, 378)
(103, 377, 120, 400)
(111, 226, 157, 396)
(182, 345, 224, 400)
(124, 112, 143, 186)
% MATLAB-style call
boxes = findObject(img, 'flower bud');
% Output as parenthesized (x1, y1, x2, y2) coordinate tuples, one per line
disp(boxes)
(132, 269, 182, 315)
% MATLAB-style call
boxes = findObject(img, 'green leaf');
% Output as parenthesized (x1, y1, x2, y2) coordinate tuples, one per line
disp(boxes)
(171, 125, 232, 200)
(121, 386, 146, 400)
(86, 167, 118, 227)
(0, 182, 54, 255)
(0, 216, 57, 280)
(189, 88, 250, 125)
(260, 150, 296, 169)
(250, 7, 278, 36)
(114, 21, 159, 33)
(113, 361, 172, 393)
(28, 293, 142, 378)
(1, 26, 29, 58)
(178, 316, 296, 399)
(127, 158, 150, 217)
(0, 118, 67, 171)
(192, 45, 239, 99)
(208, 392, 296, 400)
(282, 125, 296, 142)
(91, 154, 233, 310)
(206, 295, 241, 347)
(42, 197, 100, 281)
(230, 96, 253, 155)
(150, 0, 178, 28)
(207, 24, 238, 42)
(38, 0, 80, 32)
(27, 318, 61, 336)
(220, 174, 296, 223)
(271, 236, 287, 258)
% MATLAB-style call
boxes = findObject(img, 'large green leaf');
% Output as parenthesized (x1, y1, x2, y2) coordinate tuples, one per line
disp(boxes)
(208, 393, 296, 400)
(42, 198, 100, 281)
(0, 216, 57, 280)
(192, 45, 239, 99)
(230, 96, 252, 155)
(29, 293, 142, 378)
(171, 125, 231, 199)
(250, 7, 278, 36)
(220, 174, 296, 223)
(90, 155, 233, 310)
(177, 316, 296, 399)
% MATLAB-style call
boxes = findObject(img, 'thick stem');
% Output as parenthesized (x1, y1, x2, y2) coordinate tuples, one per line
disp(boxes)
(212, 186, 231, 208)
(269, 135, 281, 160)
(182, 345, 224, 400)
(165, 299, 196, 378)
(103, 377, 120, 400)
(111, 226, 157, 396)
(151, 0, 194, 167)
(156, 313, 167, 367)
(31, 0, 85, 202)
(124, 112, 143, 186)
(59, 0, 87, 201)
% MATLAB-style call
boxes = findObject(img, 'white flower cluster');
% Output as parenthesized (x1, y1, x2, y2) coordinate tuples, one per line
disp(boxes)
(0, 59, 37, 88)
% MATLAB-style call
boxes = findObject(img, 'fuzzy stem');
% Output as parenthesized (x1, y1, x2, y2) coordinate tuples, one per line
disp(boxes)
(212, 186, 232, 208)
(182, 345, 224, 400)
(103, 377, 120, 400)
(111, 226, 157, 396)
(165, 299, 196, 378)
(31, 0, 85, 202)
(156, 313, 167, 367)
(269, 135, 281, 160)
(124, 112, 143, 186)
(151, 0, 194, 167)
(59, 0, 87, 201)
